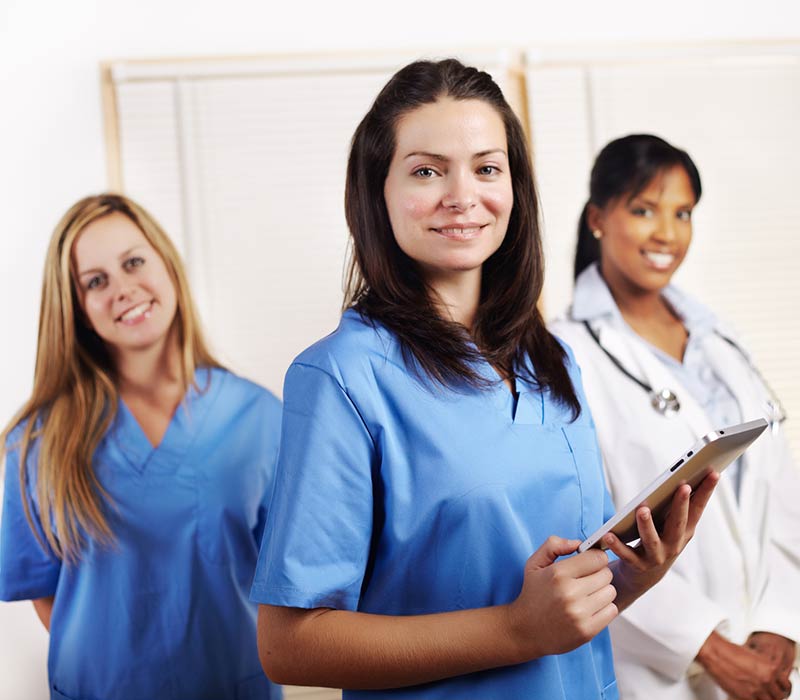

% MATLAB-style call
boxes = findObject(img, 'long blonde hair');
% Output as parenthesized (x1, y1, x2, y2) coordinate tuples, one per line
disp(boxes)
(1, 193, 220, 564)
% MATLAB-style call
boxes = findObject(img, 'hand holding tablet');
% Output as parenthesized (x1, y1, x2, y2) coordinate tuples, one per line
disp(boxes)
(579, 418, 768, 553)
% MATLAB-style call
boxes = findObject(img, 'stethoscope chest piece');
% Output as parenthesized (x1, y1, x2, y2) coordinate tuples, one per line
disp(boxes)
(650, 388, 681, 417)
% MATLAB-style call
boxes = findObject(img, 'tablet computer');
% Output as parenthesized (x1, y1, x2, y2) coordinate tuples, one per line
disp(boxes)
(578, 418, 768, 553)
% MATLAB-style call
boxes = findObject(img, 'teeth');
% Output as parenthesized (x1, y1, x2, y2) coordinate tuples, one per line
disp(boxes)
(644, 252, 675, 269)
(120, 302, 151, 321)
(438, 227, 481, 235)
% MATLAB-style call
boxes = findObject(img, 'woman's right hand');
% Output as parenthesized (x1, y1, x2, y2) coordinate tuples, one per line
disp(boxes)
(506, 536, 618, 659)
(696, 630, 792, 700)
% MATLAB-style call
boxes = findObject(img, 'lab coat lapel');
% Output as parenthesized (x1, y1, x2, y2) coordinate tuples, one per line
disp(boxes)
(598, 324, 744, 543)
(699, 333, 769, 523)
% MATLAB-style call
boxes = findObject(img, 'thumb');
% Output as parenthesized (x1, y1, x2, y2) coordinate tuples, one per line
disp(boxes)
(529, 536, 581, 570)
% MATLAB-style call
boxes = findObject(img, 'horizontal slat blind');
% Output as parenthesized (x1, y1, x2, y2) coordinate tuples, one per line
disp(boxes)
(116, 81, 186, 251)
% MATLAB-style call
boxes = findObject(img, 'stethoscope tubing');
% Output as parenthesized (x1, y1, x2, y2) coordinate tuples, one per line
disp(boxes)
(581, 320, 787, 424)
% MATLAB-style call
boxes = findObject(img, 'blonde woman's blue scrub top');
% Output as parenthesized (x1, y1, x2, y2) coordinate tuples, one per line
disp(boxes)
(251, 310, 619, 700)
(0, 368, 282, 700)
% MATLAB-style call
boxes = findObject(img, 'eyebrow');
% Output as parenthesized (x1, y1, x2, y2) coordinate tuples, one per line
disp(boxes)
(403, 148, 507, 161)
(631, 196, 694, 209)
(77, 246, 146, 277)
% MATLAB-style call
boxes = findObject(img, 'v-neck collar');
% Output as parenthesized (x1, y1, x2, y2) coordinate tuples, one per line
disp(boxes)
(112, 368, 224, 475)
(477, 356, 545, 426)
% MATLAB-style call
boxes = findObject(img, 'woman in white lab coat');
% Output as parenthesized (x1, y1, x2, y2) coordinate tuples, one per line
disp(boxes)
(551, 134, 800, 700)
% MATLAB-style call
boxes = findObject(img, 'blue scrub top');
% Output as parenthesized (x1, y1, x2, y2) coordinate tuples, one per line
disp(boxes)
(251, 310, 618, 699)
(1, 368, 282, 700)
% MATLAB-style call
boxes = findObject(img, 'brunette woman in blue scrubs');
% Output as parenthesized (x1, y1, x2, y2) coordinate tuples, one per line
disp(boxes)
(250, 59, 719, 699)
(0, 194, 281, 699)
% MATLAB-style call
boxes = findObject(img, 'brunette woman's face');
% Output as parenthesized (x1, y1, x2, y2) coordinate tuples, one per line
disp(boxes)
(591, 165, 696, 296)
(72, 212, 178, 355)
(383, 97, 514, 283)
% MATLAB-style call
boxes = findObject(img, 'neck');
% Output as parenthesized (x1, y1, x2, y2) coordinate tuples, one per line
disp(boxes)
(112, 329, 183, 399)
(425, 267, 482, 330)
(600, 268, 669, 324)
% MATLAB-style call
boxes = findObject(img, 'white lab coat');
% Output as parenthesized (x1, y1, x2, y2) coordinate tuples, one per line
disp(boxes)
(551, 268, 800, 700)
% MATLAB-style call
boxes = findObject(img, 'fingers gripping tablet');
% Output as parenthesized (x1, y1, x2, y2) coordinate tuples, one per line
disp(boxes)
(579, 418, 768, 552)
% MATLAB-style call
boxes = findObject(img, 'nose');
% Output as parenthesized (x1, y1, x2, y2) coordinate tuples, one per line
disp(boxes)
(653, 213, 678, 242)
(112, 278, 137, 302)
(441, 170, 477, 211)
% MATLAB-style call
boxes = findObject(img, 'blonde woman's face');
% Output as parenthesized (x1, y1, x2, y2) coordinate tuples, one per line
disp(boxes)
(72, 212, 178, 356)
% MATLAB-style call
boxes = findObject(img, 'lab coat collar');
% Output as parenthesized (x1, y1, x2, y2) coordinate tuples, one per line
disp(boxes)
(571, 263, 719, 338)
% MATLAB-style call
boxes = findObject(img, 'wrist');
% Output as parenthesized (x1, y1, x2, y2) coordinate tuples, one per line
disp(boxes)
(695, 631, 719, 668)
(696, 630, 723, 668)
(499, 601, 538, 665)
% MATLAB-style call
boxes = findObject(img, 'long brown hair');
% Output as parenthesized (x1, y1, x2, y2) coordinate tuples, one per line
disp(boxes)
(344, 58, 580, 414)
(1, 194, 220, 564)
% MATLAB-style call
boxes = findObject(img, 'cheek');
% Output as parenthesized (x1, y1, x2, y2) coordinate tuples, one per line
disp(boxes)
(484, 186, 513, 219)
(387, 192, 434, 239)
(609, 219, 647, 251)
(400, 193, 435, 221)
(679, 226, 693, 251)
(155, 272, 179, 312)
(82, 294, 110, 328)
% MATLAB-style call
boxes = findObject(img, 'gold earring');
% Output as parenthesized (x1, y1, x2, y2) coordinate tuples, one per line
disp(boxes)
(592, 229, 603, 240)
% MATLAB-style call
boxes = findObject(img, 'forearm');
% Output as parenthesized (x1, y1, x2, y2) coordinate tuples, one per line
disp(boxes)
(32, 596, 54, 631)
(258, 603, 525, 689)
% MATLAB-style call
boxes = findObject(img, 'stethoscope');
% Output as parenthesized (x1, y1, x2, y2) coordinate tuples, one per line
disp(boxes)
(582, 320, 788, 431)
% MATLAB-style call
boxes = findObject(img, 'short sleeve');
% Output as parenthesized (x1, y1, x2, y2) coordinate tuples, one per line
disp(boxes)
(250, 362, 376, 611)
(0, 433, 61, 600)
(252, 393, 283, 547)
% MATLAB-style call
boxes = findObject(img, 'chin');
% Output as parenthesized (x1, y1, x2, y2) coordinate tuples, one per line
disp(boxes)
(120, 330, 172, 353)
(632, 276, 671, 295)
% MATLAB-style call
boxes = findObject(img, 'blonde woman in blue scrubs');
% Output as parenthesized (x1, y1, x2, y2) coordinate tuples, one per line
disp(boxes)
(250, 59, 718, 700)
(0, 194, 282, 699)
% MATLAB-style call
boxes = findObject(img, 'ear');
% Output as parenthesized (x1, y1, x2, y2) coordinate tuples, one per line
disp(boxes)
(586, 203, 604, 234)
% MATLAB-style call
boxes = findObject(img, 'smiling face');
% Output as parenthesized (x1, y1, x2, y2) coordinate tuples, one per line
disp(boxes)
(72, 212, 178, 357)
(383, 97, 514, 285)
(590, 165, 697, 297)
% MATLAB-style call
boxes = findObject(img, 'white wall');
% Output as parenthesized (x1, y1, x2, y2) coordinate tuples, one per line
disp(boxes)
(1, 1, 799, 697)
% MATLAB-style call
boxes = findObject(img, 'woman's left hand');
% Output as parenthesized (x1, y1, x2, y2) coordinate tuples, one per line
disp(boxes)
(605, 471, 720, 610)
(748, 631, 797, 685)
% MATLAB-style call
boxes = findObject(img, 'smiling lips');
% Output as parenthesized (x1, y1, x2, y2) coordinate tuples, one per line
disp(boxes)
(431, 224, 487, 240)
(117, 301, 154, 325)
(643, 251, 676, 271)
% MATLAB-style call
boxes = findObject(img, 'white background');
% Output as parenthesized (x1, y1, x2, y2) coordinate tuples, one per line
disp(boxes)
(1, 1, 799, 697)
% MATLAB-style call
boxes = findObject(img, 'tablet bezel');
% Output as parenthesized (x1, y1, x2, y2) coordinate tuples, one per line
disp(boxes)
(578, 418, 768, 553)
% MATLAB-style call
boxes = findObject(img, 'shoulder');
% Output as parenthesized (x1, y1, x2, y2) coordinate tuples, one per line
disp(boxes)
(4, 420, 28, 452)
(3, 418, 41, 491)
(548, 318, 591, 361)
(291, 310, 401, 387)
(4, 417, 40, 463)
(202, 367, 282, 419)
